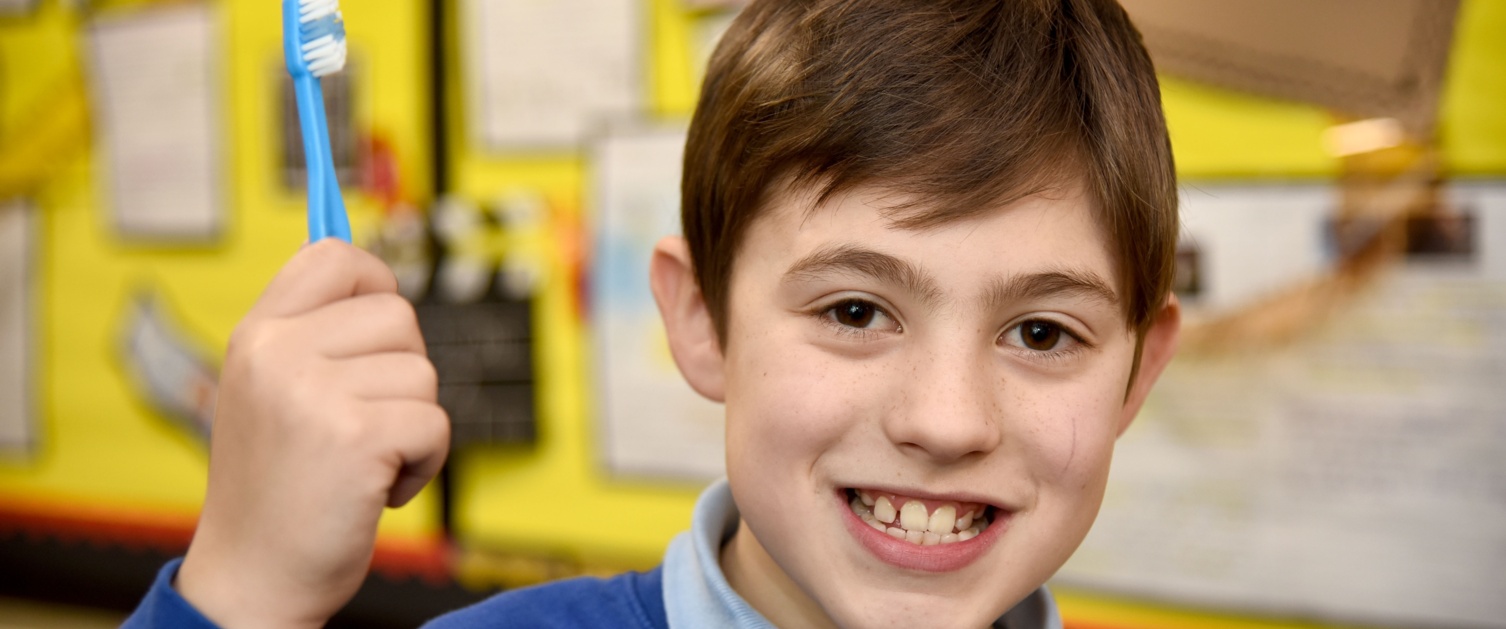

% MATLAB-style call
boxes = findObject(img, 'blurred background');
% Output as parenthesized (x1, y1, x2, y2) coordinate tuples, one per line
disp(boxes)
(0, 0, 1502, 627)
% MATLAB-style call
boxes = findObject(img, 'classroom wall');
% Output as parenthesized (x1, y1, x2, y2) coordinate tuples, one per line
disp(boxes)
(0, 0, 1502, 626)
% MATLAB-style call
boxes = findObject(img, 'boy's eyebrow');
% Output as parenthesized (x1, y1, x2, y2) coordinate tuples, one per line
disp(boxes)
(981, 269, 1119, 312)
(783, 244, 943, 304)
(783, 244, 1118, 311)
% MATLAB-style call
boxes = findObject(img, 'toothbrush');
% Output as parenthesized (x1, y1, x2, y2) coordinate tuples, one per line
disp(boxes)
(283, 0, 351, 243)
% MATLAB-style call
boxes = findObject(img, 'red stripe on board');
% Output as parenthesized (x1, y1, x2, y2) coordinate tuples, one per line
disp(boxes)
(1065, 622, 1139, 629)
(0, 497, 452, 583)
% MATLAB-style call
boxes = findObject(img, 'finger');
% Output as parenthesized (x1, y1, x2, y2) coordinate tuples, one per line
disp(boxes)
(363, 399, 450, 508)
(299, 293, 427, 358)
(250, 239, 399, 320)
(335, 352, 439, 403)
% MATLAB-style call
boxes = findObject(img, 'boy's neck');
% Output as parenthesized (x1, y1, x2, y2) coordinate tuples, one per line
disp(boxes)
(720, 518, 840, 629)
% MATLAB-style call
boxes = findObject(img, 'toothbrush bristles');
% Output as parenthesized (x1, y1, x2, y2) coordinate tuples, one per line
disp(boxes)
(302, 34, 335, 53)
(296, 0, 346, 77)
(299, 0, 339, 23)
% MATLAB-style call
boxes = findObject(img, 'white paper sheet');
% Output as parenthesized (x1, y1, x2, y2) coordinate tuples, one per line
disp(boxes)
(1177, 185, 1337, 313)
(0, 200, 34, 451)
(87, 4, 223, 241)
(590, 124, 726, 480)
(461, 0, 643, 150)
(0, 0, 38, 16)
(1058, 183, 1506, 628)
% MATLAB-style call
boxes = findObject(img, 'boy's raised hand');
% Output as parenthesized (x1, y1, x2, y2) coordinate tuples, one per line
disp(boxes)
(176, 240, 450, 628)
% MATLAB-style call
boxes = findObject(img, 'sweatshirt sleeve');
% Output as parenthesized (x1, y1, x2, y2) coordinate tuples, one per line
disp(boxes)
(121, 558, 221, 629)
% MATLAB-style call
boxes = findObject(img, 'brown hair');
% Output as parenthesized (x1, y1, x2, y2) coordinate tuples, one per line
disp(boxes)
(682, 0, 1177, 346)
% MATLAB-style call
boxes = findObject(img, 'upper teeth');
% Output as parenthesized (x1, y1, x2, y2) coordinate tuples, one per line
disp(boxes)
(849, 490, 989, 546)
(899, 500, 927, 531)
(928, 505, 956, 534)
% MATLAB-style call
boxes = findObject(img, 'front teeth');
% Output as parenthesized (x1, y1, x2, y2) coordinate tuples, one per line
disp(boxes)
(874, 496, 897, 524)
(927, 505, 955, 534)
(850, 490, 990, 546)
(899, 501, 928, 531)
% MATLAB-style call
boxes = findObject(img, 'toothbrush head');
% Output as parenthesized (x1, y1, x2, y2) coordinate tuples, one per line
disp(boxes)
(284, 0, 347, 78)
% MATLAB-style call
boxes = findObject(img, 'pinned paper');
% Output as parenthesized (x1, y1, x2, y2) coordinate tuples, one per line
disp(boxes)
(460, 0, 643, 149)
(86, 4, 224, 241)
(590, 124, 726, 480)
(0, 200, 35, 452)
(0, 0, 38, 16)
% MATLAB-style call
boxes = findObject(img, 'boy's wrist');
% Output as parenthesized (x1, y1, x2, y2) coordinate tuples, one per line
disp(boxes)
(176, 548, 327, 629)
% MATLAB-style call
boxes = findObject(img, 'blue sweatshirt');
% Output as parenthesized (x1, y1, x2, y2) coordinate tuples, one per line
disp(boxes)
(126, 480, 1060, 628)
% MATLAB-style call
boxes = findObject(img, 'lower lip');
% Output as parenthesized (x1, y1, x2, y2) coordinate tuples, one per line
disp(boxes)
(838, 489, 1006, 573)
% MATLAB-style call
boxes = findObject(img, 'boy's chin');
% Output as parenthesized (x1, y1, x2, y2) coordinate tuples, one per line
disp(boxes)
(813, 584, 1021, 629)
(789, 517, 1059, 628)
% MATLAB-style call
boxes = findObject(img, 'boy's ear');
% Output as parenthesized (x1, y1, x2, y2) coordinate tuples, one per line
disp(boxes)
(1117, 294, 1181, 436)
(649, 236, 727, 402)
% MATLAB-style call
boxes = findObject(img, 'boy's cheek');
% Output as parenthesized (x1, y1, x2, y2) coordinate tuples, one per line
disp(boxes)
(726, 360, 878, 451)
(1009, 384, 1125, 483)
(728, 340, 887, 414)
(1040, 405, 1114, 465)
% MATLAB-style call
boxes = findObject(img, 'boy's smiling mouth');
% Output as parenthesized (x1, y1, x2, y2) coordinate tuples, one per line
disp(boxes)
(837, 487, 1012, 574)
(835, 486, 1008, 572)
(843, 488, 996, 545)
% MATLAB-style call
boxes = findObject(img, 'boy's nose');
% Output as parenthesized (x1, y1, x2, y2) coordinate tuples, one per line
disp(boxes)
(881, 347, 1004, 464)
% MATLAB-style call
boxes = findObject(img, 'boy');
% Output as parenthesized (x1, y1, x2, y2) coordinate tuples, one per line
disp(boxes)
(126, 0, 1180, 626)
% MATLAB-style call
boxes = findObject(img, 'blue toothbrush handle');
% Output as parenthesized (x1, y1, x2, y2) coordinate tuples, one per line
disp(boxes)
(311, 82, 351, 242)
(292, 73, 351, 243)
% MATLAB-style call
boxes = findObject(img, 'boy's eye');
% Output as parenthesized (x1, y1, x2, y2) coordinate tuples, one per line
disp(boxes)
(820, 298, 898, 333)
(1003, 319, 1079, 352)
(1021, 320, 1061, 350)
(833, 300, 877, 327)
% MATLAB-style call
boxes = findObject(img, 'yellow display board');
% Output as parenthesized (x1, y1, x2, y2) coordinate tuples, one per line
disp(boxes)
(0, 0, 438, 551)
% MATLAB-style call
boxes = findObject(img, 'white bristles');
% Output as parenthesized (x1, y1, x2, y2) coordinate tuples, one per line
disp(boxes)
(306, 42, 346, 77)
(298, 0, 339, 23)
(295, 0, 345, 77)
(301, 34, 335, 53)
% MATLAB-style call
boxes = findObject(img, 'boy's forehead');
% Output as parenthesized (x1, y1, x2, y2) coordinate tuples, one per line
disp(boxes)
(760, 173, 1098, 231)
(743, 180, 1124, 298)
(754, 178, 1111, 252)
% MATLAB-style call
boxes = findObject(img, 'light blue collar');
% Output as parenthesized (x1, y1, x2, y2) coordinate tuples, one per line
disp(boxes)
(662, 479, 774, 628)
(661, 479, 1062, 629)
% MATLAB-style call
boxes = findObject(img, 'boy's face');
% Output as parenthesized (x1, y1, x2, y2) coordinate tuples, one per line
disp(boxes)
(703, 184, 1173, 628)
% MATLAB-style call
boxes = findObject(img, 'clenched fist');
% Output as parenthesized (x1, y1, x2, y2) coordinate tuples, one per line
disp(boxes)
(177, 240, 450, 628)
